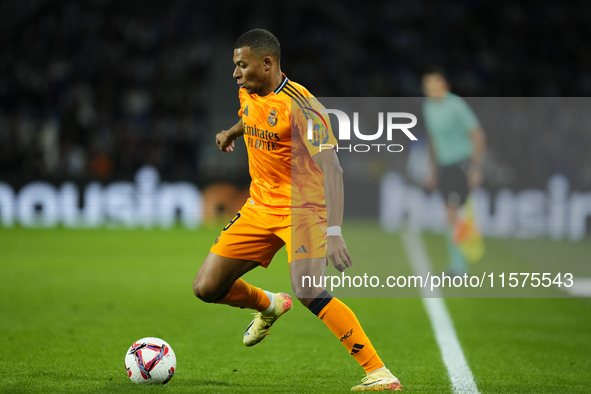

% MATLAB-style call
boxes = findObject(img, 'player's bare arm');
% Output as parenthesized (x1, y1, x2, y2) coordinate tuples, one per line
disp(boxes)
(313, 148, 353, 272)
(468, 126, 486, 188)
(425, 137, 438, 191)
(216, 119, 244, 153)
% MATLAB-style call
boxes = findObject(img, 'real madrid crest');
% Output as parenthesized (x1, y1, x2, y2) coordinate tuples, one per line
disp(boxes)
(267, 109, 278, 127)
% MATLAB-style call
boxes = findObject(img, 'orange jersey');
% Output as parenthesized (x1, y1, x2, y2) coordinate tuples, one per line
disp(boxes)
(237, 74, 337, 216)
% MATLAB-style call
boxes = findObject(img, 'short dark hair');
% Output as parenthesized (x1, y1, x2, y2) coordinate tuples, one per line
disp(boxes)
(235, 29, 281, 62)
(422, 66, 448, 81)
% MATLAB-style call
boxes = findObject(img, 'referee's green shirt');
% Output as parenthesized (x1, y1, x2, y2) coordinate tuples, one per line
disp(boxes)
(422, 92, 479, 165)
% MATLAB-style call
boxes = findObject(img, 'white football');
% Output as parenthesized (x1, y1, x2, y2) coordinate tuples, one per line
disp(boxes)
(124, 337, 176, 385)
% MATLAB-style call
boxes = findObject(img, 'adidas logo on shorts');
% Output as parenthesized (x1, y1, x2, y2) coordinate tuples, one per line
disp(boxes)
(294, 245, 308, 254)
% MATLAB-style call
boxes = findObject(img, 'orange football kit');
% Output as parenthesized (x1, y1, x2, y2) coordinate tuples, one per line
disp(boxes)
(210, 74, 337, 266)
(210, 74, 387, 378)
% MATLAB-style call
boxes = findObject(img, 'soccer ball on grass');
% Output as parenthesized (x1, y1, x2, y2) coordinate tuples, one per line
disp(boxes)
(124, 337, 176, 385)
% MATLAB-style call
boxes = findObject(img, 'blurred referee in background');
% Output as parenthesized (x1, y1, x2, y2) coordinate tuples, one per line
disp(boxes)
(422, 68, 486, 276)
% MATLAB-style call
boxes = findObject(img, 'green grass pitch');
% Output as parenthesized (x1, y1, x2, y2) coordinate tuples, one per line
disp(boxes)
(1, 225, 590, 393)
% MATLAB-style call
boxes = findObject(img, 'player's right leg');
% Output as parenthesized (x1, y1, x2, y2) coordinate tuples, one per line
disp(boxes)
(193, 251, 261, 304)
(194, 205, 292, 346)
(193, 252, 292, 346)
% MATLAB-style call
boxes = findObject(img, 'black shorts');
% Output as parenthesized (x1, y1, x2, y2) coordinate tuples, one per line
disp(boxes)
(438, 161, 469, 207)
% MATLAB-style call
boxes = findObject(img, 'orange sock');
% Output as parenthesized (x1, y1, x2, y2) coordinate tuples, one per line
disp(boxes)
(314, 295, 384, 374)
(215, 278, 271, 312)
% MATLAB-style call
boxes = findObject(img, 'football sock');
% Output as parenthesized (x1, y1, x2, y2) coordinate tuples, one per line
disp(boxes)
(446, 227, 467, 274)
(214, 278, 271, 312)
(262, 290, 275, 313)
(308, 290, 384, 374)
(368, 365, 386, 375)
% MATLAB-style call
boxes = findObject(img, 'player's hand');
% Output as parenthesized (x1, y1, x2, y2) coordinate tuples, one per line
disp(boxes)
(327, 236, 353, 272)
(425, 166, 437, 191)
(468, 167, 483, 189)
(216, 131, 236, 153)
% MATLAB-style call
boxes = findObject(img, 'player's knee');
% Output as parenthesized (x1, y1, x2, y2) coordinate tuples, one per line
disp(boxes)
(192, 277, 218, 303)
(293, 288, 331, 310)
(304, 289, 334, 316)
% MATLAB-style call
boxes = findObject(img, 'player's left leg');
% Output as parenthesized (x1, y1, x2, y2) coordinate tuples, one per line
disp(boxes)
(439, 163, 470, 276)
(445, 204, 468, 275)
(290, 258, 403, 391)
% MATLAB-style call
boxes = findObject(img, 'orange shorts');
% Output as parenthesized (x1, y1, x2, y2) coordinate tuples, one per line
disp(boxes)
(210, 201, 327, 267)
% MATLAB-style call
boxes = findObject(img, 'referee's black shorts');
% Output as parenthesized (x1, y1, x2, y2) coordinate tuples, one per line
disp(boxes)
(438, 160, 470, 207)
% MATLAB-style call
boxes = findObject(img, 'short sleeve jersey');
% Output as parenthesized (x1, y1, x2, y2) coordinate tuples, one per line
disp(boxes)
(422, 93, 479, 165)
(237, 74, 337, 217)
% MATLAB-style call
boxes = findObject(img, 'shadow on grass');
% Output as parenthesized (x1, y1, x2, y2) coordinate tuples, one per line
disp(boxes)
(88, 378, 309, 393)
(88, 379, 239, 393)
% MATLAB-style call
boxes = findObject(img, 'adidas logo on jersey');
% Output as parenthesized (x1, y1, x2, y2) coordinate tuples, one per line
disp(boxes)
(294, 245, 308, 254)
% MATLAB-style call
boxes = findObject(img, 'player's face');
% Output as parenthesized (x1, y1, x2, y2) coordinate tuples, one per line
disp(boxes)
(422, 73, 449, 98)
(233, 47, 266, 95)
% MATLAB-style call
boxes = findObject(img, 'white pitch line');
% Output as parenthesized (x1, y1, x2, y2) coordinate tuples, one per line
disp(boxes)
(564, 277, 591, 297)
(401, 230, 480, 394)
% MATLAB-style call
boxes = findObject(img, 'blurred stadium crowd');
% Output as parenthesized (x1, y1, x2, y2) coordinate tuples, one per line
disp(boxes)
(0, 0, 213, 185)
(1, 0, 590, 189)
